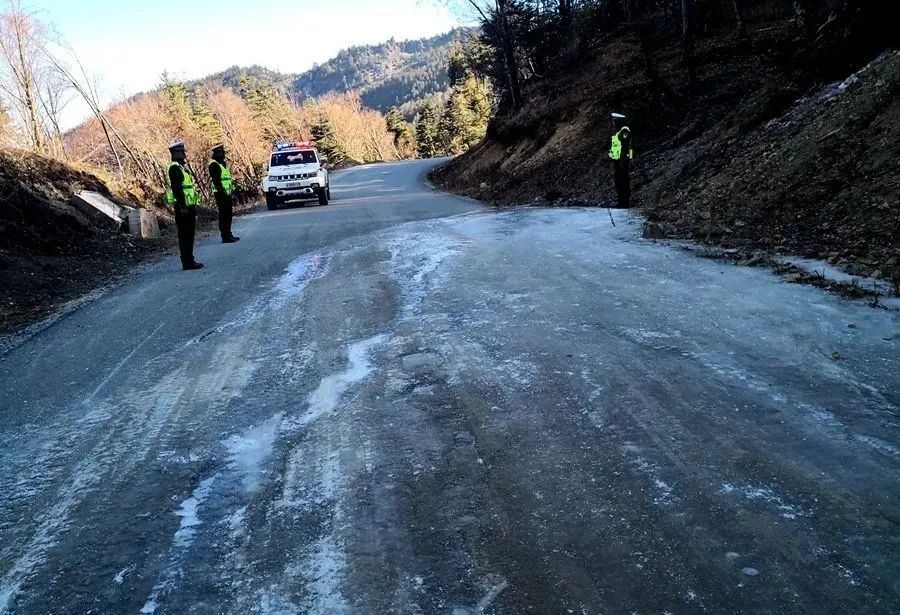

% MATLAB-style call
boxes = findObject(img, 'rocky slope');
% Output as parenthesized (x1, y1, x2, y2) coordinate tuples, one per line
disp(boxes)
(433, 19, 898, 293)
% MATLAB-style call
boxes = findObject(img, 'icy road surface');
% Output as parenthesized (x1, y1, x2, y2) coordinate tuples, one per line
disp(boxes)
(1, 160, 898, 614)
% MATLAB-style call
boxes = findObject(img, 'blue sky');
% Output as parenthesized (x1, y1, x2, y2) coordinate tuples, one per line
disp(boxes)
(27, 0, 459, 121)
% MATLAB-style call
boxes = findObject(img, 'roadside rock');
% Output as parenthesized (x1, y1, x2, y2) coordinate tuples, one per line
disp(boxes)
(642, 222, 666, 240)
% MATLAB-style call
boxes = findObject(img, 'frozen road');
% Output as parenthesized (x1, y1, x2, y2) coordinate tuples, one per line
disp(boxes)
(1, 159, 898, 614)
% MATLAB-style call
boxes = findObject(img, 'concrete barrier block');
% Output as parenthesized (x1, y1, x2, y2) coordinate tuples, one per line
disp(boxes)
(70, 191, 134, 230)
(128, 209, 160, 239)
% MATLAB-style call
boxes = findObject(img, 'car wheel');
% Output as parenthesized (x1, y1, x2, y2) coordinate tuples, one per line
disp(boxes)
(265, 194, 279, 211)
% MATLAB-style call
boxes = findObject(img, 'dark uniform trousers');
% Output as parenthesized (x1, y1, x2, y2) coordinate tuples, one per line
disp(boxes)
(175, 208, 197, 267)
(613, 160, 631, 208)
(216, 192, 234, 240)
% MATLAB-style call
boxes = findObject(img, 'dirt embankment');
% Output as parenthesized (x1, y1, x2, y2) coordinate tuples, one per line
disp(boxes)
(433, 21, 899, 292)
(0, 150, 174, 336)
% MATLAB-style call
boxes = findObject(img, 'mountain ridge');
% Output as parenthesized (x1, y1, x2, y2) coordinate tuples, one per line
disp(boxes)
(195, 27, 473, 115)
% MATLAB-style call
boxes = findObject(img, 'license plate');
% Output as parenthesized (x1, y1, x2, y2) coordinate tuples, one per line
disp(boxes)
(286, 182, 301, 189)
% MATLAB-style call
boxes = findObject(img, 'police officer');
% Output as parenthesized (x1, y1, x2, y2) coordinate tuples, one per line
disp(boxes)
(208, 144, 239, 243)
(608, 112, 634, 208)
(166, 141, 203, 270)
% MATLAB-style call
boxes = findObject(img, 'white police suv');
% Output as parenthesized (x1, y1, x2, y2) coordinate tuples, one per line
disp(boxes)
(261, 141, 331, 210)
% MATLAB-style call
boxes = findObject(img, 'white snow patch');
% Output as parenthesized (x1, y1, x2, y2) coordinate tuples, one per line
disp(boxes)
(622, 443, 677, 506)
(854, 434, 900, 458)
(288, 334, 388, 429)
(224, 506, 247, 540)
(254, 585, 302, 614)
(837, 563, 860, 586)
(720, 483, 810, 519)
(173, 475, 218, 550)
(272, 251, 329, 306)
(182, 251, 330, 348)
(781, 256, 899, 309)
(295, 534, 350, 614)
(113, 564, 133, 585)
(386, 230, 460, 314)
(140, 474, 219, 613)
(817, 50, 895, 103)
(225, 414, 283, 493)
(621, 327, 677, 344)
(452, 577, 509, 615)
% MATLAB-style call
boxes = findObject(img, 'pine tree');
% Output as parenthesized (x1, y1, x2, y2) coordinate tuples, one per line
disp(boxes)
(311, 112, 345, 165)
(189, 93, 223, 145)
(437, 95, 464, 155)
(436, 74, 491, 155)
(238, 74, 300, 143)
(415, 104, 439, 158)
(160, 73, 191, 127)
(386, 106, 416, 158)
(447, 41, 468, 85)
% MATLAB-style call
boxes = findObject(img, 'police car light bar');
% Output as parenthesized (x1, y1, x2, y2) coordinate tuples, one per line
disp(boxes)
(274, 140, 316, 151)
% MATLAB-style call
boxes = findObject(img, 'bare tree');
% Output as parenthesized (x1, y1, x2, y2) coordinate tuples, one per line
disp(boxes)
(681, 0, 698, 91)
(0, 1, 47, 151)
(39, 43, 128, 178)
(0, 98, 12, 145)
(36, 64, 70, 158)
(732, 0, 747, 38)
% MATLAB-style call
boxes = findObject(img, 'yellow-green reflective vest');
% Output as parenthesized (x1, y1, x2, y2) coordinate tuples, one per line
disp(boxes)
(210, 160, 234, 196)
(166, 162, 200, 206)
(609, 127, 633, 161)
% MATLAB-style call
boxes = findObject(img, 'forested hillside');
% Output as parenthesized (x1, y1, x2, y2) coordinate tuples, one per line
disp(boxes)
(292, 29, 472, 115)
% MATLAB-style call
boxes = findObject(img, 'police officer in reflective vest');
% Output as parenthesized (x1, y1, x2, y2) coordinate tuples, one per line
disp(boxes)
(208, 144, 239, 243)
(166, 141, 203, 270)
(609, 112, 634, 208)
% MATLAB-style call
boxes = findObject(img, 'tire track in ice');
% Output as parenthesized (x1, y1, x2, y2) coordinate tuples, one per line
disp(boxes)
(223, 333, 388, 614)
(0, 250, 330, 614)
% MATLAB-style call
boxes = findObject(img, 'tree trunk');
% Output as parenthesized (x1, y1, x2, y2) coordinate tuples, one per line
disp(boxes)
(605, 0, 625, 29)
(681, 0, 697, 92)
(98, 117, 124, 181)
(794, 0, 812, 38)
(732, 0, 747, 38)
(13, 20, 43, 152)
(497, 0, 522, 110)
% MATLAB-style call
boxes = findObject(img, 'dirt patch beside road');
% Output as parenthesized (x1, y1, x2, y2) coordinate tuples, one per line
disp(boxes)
(0, 149, 176, 336)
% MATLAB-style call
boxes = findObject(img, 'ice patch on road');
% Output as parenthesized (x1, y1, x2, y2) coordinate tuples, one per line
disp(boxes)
(621, 327, 679, 344)
(225, 414, 283, 493)
(183, 251, 330, 347)
(294, 534, 350, 614)
(141, 474, 219, 613)
(622, 443, 677, 506)
(386, 229, 461, 314)
(285, 334, 388, 430)
(720, 483, 810, 519)
(224, 506, 247, 539)
(113, 565, 132, 585)
(453, 576, 509, 615)
(272, 252, 329, 307)
(173, 474, 218, 548)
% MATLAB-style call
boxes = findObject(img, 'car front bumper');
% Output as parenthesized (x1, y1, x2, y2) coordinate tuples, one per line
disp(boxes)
(268, 182, 324, 199)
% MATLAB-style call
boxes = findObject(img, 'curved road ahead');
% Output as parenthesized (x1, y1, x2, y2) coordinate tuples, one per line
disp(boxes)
(1, 160, 898, 614)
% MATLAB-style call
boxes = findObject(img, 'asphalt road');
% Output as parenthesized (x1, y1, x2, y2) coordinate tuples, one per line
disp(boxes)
(1, 160, 898, 614)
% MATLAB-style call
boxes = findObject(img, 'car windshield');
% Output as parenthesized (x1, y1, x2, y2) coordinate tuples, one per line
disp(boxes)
(270, 150, 317, 167)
